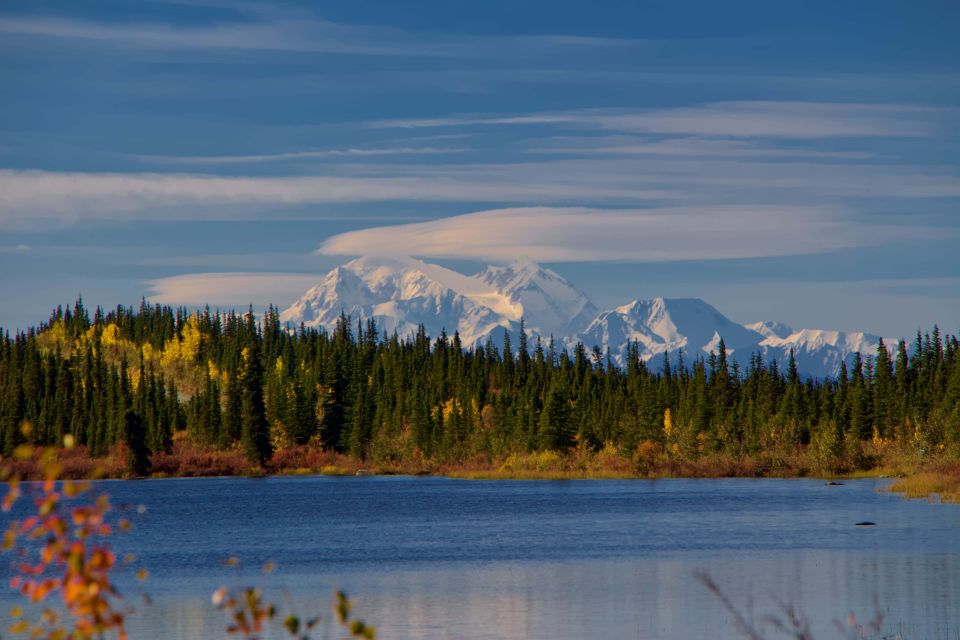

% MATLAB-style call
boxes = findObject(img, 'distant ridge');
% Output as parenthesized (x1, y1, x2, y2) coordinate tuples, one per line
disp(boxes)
(282, 256, 896, 379)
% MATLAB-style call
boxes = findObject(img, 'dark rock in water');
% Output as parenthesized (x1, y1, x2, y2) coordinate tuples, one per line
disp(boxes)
(826, 481, 844, 486)
(854, 521, 876, 526)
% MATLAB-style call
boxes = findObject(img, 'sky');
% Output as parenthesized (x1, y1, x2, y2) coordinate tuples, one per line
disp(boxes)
(1, 0, 959, 337)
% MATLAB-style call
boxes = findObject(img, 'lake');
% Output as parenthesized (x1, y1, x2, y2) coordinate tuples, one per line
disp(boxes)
(2, 476, 959, 639)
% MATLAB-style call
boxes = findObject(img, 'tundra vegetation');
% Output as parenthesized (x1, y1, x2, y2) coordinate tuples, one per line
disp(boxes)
(0, 300, 957, 498)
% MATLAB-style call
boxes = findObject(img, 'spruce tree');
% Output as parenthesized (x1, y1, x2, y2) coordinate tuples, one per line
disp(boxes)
(240, 342, 272, 466)
(287, 377, 315, 445)
(538, 379, 573, 451)
(223, 362, 242, 446)
(122, 409, 151, 477)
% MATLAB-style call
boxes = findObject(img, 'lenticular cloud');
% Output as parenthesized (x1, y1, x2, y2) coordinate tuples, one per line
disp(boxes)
(316, 205, 909, 263)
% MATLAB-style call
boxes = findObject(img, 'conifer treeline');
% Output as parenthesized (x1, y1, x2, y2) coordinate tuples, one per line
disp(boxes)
(1, 300, 958, 467)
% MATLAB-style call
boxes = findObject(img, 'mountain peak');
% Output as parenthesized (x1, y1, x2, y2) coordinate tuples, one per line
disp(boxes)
(745, 320, 795, 340)
(505, 256, 544, 273)
(282, 256, 894, 379)
(477, 260, 596, 337)
(342, 255, 422, 272)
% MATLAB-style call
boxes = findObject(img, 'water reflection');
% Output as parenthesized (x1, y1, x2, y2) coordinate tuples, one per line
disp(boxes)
(2, 477, 958, 639)
(123, 551, 960, 639)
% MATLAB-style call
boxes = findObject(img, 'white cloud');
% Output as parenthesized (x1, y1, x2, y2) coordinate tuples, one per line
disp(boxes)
(0, 14, 636, 58)
(527, 135, 875, 159)
(145, 272, 321, 306)
(0, 169, 674, 224)
(0, 15, 440, 55)
(317, 205, 923, 263)
(336, 156, 960, 200)
(135, 146, 466, 165)
(370, 101, 943, 138)
(3, 154, 958, 228)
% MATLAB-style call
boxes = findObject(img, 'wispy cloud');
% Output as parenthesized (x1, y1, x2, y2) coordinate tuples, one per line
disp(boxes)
(526, 135, 875, 159)
(145, 272, 321, 306)
(317, 205, 929, 263)
(0, 244, 32, 253)
(0, 13, 638, 58)
(4, 152, 958, 226)
(0, 169, 674, 224)
(0, 15, 437, 55)
(135, 146, 466, 165)
(370, 101, 943, 138)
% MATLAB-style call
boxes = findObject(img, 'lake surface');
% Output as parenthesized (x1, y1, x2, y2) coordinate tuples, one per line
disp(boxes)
(2, 476, 959, 639)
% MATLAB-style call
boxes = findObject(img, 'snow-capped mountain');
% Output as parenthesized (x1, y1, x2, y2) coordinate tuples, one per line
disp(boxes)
(758, 329, 888, 379)
(279, 256, 598, 348)
(744, 320, 795, 340)
(279, 256, 522, 346)
(477, 258, 597, 338)
(281, 256, 897, 379)
(580, 298, 765, 365)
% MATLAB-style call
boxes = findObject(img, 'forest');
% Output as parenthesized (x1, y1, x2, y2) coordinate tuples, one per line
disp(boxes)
(0, 299, 958, 477)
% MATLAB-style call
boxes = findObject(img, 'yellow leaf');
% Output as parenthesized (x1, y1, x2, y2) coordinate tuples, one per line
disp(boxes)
(3, 530, 16, 550)
(8, 620, 29, 634)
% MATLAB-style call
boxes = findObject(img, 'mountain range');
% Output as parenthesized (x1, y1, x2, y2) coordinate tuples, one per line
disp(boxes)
(279, 256, 894, 379)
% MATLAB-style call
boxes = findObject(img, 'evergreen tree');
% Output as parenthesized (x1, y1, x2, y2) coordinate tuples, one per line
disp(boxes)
(240, 341, 272, 466)
(223, 362, 242, 446)
(287, 377, 316, 445)
(122, 409, 151, 477)
(538, 379, 573, 450)
(0, 297, 957, 471)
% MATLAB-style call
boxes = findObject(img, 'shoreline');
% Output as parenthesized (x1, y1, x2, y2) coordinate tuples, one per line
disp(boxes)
(5, 442, 957, 501)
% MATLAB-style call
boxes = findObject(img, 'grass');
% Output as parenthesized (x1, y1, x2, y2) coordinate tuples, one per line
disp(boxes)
(887, 460, 960, 503)
(7, 436, 960, 496)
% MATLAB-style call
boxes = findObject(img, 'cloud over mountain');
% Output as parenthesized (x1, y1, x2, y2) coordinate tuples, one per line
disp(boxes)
(317, 205, 917, 263)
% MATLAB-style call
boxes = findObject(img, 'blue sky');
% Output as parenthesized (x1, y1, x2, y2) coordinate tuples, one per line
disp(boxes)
(1, 0, 958, 337)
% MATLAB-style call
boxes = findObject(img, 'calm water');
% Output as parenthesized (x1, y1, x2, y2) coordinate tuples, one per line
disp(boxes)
(2, 476, 959, 639)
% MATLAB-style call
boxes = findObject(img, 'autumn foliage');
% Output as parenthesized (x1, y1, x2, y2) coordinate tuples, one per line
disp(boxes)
(2, 440, 136, 639)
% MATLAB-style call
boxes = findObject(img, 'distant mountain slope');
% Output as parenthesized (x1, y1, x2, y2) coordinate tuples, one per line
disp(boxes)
(744, 320, 795, 340)
(279, 256, 520, 346)
(476, 258, 598, 338)
(578, 297, 764, 365)
(282, 256, 897, 378)
(758, 329, 888, 379)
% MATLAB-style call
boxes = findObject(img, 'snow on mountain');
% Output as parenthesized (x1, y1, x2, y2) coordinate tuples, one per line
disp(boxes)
(758, 328, 892, 379)
(281, 256, 898, 379)
(280, 256, 521, 346)
(476, 258, 597, 338)
(744, 320, 795, 340)
(578, 298, 765, 365)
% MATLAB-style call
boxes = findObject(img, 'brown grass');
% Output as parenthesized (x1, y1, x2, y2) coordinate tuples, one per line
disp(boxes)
(5, 438, 959, 491)
(887, 459, 960, 503)
(1, 445, 125, 480)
